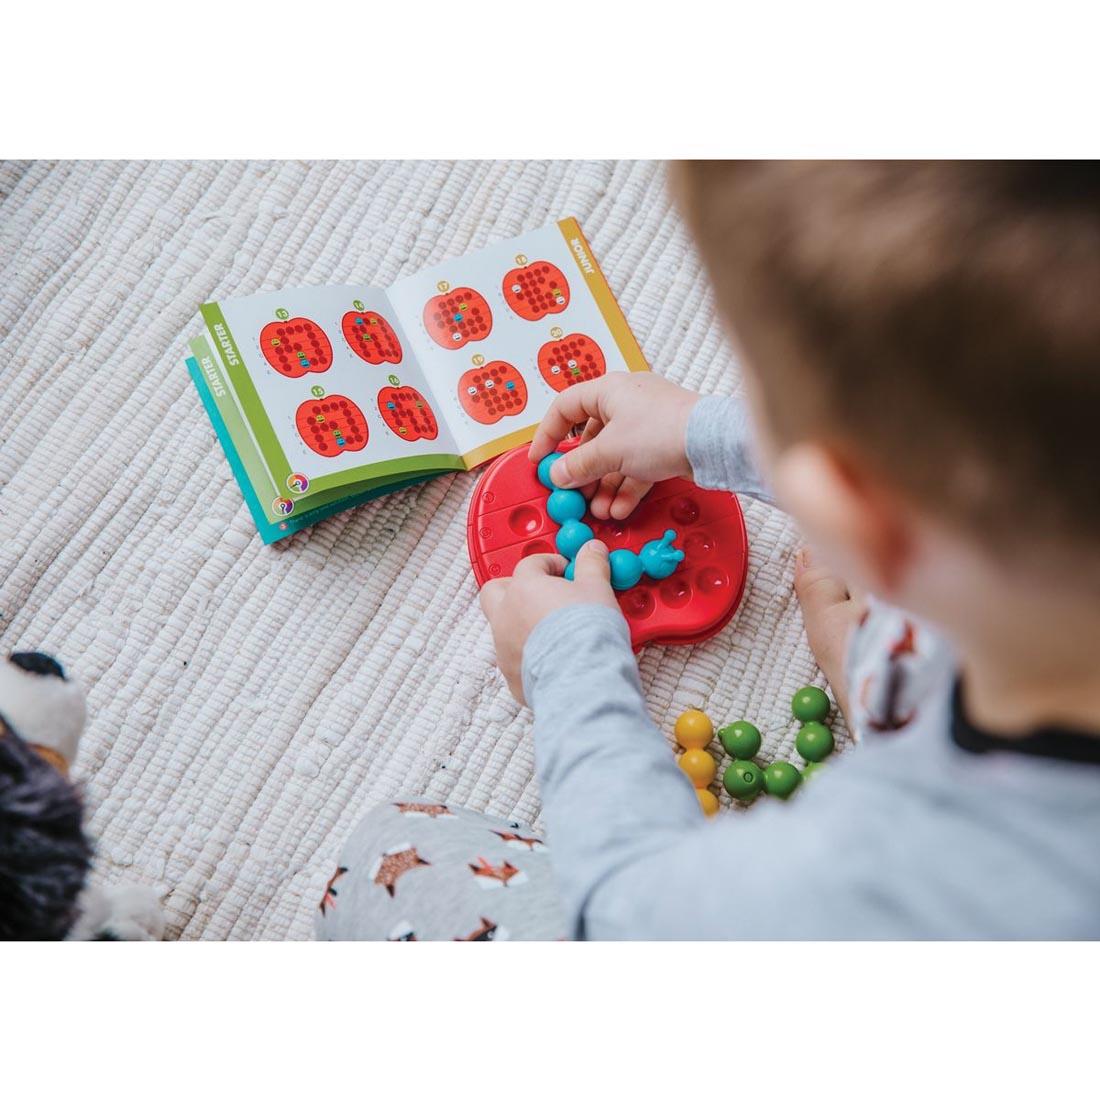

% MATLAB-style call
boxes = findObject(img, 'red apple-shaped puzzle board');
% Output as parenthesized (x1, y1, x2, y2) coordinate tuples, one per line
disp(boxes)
(467, 438, 749, 649)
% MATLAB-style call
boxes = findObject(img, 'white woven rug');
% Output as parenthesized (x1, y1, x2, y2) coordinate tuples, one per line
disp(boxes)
(0, 161, 833, 940)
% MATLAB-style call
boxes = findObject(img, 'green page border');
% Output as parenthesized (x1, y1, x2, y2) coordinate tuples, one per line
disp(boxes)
(187, 351, 441, 544)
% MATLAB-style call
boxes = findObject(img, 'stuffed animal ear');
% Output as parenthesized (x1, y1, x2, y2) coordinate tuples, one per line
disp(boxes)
(0, 653, 87, 766)
(9, 652, 67, 679)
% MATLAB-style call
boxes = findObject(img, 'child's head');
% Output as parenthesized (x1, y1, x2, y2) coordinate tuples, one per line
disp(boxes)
(674, 161, 1100, 642)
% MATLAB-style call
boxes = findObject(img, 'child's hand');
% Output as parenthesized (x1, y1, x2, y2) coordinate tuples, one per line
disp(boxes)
(794, 548, 867, 723)
(528, 374, 700, 520)
(479, 541, 620, 704)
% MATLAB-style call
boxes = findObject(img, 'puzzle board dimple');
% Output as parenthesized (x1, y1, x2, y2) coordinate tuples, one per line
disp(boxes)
(341, 310, 403, 365)
(459, 362, 529, 425)
(423, 287, 493, 349)
(295, 395, 369, 457)
(377, 385, 439, 441)
(537, 333, 606, 391)
(502, 261, 570, 321)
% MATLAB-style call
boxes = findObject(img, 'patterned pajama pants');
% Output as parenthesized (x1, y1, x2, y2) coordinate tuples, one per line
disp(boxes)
(314, 800, 568, 941)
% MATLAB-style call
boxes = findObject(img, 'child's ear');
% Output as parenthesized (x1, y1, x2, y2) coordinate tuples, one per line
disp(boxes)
(770, 442, 913, 596)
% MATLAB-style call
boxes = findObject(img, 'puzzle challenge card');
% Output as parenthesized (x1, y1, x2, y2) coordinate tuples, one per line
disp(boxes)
(187, 218, 648, 543)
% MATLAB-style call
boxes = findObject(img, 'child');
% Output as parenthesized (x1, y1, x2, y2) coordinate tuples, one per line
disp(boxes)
(317, 162, 1100, 940)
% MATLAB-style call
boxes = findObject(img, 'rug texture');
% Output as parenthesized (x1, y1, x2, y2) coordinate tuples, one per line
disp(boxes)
(0, 161, 836, 939)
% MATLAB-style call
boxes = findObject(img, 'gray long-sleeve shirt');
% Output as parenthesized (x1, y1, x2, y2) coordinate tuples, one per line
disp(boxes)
(522, 395, 1100, 939)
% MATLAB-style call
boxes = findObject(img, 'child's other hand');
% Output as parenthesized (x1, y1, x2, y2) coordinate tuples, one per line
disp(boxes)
(479, 540, 620, 704)
(528, 374, 700, 520)
(794, 547, 867, 722)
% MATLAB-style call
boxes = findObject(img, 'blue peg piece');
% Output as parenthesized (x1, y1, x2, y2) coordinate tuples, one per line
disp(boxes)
(546, 488, 587, 524)
(555, 519, 594, 560)
(537, 451, 567, 490)
(609, 548, 645, 591)
(564, 559, 575, 581)
(639, 529, 685, 581)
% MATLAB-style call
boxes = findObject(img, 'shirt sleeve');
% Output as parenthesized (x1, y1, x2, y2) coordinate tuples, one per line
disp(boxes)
(522, 602, 705, 938)
(685, 393, 776, 506)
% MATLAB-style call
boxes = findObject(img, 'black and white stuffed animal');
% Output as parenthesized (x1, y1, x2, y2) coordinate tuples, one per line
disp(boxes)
(0, 651, 164, 940)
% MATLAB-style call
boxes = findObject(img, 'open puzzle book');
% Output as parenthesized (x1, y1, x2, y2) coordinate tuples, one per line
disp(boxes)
(186, 218, 649, 543)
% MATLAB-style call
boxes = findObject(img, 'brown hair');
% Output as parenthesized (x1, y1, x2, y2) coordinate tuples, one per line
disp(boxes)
(673, 161, 1100, 554)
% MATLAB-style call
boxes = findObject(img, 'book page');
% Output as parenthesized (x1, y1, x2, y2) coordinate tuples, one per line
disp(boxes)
(386, 218, 648, 467)
(201, 284, 462, 516)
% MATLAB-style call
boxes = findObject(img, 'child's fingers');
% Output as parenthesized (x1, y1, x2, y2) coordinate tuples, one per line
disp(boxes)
(512, 553, 569, 580)
(478, 578, 510, 618)
(550, 433, 622, 489)
(572, 539, 611, 587)
(577, 420, 607, 502)
(793, 547, 850, 613)
(608, 477, 652, 520)
(578, 417, 603, 444)
(588, 473, 625, 519)
(528, 382, 604, 462)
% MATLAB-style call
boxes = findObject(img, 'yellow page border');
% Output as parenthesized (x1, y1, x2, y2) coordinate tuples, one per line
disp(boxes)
(556, 216, 650, 374)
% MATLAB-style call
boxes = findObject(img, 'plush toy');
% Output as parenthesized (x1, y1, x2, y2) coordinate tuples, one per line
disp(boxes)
(0, 651, 164, 940)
